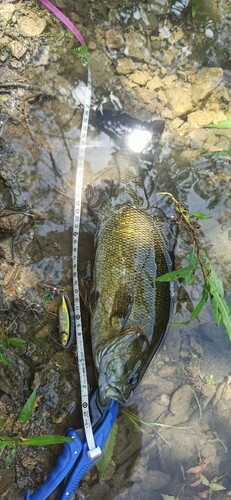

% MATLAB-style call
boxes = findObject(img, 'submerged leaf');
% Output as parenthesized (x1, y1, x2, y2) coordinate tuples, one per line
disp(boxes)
(189, 211, 212, 220)
(200, 474, 226, 491)
(96, 421, 118, 479)
(18, 389, 37, 425)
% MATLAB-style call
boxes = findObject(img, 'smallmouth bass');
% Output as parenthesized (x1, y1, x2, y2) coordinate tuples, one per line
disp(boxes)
(91, 204, 173, 405)
(89, 111, 175, 405)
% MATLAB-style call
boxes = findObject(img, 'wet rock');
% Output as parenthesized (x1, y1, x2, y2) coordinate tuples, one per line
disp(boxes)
(132, 459, 171, 489)
(35, 324, 54, 340)
(0, 352, 30, 399)
(165, 86, 193, 118)
(8, 40, 27, 59)
(17, 15, 46, 38)
(90, 50, 114, 87)
(0, 211, 28, 233)
(124, 29, 150, 62)
(10, 59, 22, 69)
(0, 262, 38, 304)
(21, 456, 37, 471)
(32, 45, 50, 66)
(166, 384, 193, 424)
(0, 469, 15, 496)
(187, 110, 226, 128)
(190, 67, 223, 105)
(88, 41, 97, 50)
(116, 57, 137, 74)
(165, 329, 181, 362)
(158, 365, 176, 377)
(129, 70, 151, 86)
(105, 29, 124, 49)
(0, 4, 15, 23)
(213, 376, 231, 419)
(146, 75, 162, 91)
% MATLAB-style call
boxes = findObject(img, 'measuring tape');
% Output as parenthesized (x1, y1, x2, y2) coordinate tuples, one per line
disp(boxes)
(72, 68, 101, 459)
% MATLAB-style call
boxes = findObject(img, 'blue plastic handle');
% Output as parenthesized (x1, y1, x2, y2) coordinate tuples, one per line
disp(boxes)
(25, 400, 119, 500)
(59, 400, 119, 499)
(25, 429, 82, 500)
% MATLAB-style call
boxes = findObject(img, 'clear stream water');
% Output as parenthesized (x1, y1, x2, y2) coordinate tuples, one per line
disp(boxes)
(0, 0, 231, 499)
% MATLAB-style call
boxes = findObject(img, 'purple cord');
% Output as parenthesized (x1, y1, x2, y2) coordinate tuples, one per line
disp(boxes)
(38, 0, 85, 45)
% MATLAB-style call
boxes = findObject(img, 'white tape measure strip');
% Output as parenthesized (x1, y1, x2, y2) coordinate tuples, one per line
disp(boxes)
(72, 68, 101, 459)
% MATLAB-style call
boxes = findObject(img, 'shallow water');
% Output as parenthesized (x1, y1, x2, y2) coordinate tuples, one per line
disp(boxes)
(0, 0, 231, 498)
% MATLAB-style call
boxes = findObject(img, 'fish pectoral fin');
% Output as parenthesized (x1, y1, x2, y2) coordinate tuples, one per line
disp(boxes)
(109, 287, 133, 330)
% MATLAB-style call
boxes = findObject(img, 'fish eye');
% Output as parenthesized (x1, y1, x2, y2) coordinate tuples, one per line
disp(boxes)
(128, 373, 138, 386)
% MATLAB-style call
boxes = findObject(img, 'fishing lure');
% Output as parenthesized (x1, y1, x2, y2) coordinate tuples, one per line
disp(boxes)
(58, 292, 75, 348)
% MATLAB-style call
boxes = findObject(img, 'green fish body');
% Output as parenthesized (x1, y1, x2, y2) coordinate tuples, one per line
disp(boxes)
(90, 112, 175, 405)
(91, 201, 174, 405)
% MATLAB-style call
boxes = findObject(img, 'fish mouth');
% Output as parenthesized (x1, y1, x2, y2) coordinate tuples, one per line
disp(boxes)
(99, 381, 128, 406)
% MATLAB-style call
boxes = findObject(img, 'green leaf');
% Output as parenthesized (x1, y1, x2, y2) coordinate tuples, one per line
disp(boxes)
(19, 435, 74, 446)
(185, 271, 196, 285)
(7, 337, 24, 348)
(66, 28, 74, 39)
(204, 261, 231, 338)
(188, 247, 198, 267)
(96, 421, 118, 479)
(18, 389, 37, 425)
(200, 474, 226, 491)
(190, 286, 209, 321)
(4, 448, 16, 467)
(161, 496, 178, 500)
(74, 45, 91, 66)
(169, 320, 190, 327)
(170, 287, 209, 327)
(155, 266, 191, 282)
(0, 96, 9, 103)
(214, 150, 231, 157)
(0, 417, 5, 428)
(203, 119, 231, 129)
(189, 211, 212, 220)
(155, 248, 198, 285)
(0, 352, 11, 365)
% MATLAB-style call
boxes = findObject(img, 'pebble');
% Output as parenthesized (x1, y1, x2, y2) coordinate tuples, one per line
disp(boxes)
(105, 29, 124, 49)
(8, 40, 27, 59)
(17, 15, 46, 37)
(166, 384, 193, 424)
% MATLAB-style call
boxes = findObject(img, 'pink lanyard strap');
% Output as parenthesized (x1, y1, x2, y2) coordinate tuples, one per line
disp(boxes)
(38, 0, 85, 45)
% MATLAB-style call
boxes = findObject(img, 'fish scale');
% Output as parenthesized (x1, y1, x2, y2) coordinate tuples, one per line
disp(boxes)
(91, 204, 172, 405)
(89, 110, 175, 406)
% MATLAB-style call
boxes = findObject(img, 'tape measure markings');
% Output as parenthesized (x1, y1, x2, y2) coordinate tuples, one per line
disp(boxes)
(72, 69, 101, 458)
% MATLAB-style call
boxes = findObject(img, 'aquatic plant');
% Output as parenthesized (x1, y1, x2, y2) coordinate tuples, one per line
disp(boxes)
(0, 323, 24, 365)
(0, 389, 73, 450)
(154, 194, 231, 339)
(96, 421, 118, 480)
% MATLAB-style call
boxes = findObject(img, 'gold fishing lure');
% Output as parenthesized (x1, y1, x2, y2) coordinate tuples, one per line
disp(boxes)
(58, 293, 74, 348)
